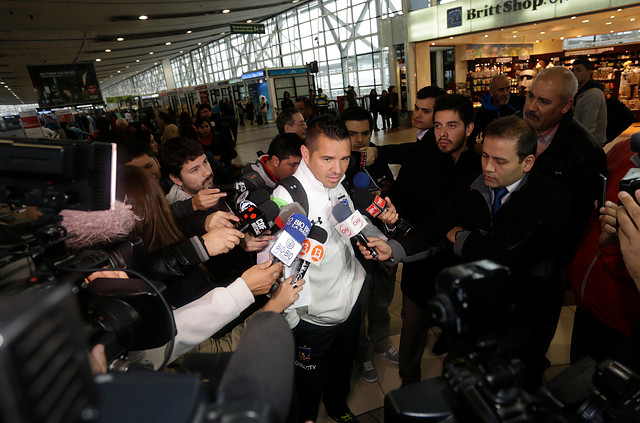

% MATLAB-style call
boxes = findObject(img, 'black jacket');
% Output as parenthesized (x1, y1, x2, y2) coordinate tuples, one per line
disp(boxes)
(532, 109, 607, 255)
(390, 136, 481, 307)
(377, 128, 440, 167)
(393, 170, 572, 319)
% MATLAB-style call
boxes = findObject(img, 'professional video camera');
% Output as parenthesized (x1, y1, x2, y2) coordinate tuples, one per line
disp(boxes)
(0, 138, 295, 423)
(385, 260, 640, 423)
(0, 138, 176, 369)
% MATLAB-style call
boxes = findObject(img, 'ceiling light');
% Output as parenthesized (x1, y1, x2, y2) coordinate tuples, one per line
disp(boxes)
(222, 9, 230, 13)
(292, 0, 299, 3)
(95, 58, 102, 62)
(149, 51, 154, 54)
(571, 16, 576, 19)
(606, 22, 612, 25)
(136, 59, 140, 62)
(618, 8, 623, 11)
(512, 30, 518, 33)
(139, 15, 148, 20)
(536, 40, 540, 43)
(117, 70, 121, 73)
(577, 34, 582, 37)
(582, 19, 589, 23)
(221, 32, 226, 35)
(560, 37, 565, 40)
(431, 42, 435, 45)
(513, 35, 517, 38)
(110, 75, 113, 77)
(610, 30, 614, 33)
(165, 41, 172, 45)
(540, 31, 545, 34)
(186, 30, 192, 34)
(198, 42, 202, 45)
(125, 65, 130, 68)
(179, 50, 184, 53)
(449, 36, 453, 39)
(631, 18, 636, 22)
(0, 82, 4, 85)
(484, 34, 488, 37)
(246, 19, 252, 23)
(611, 15, 615, 18)
(154, 62, 158, 65)
(117, 37, 124, 41)
(105, 49, 111, 52)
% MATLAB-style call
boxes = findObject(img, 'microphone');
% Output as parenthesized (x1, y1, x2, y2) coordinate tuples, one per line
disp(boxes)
(270, 213, 311, 266)
(216, 311, 294, 423)
(351, 187, 415, 235)
(293, 225, 328, 282)
(273, 202, 306, 232)
(353, 171, 372, 189)
(236, 200, 280, 237)
(59, 200, 137, 250)
(236, 189, 270, 213)
(331, 202, 378, 259)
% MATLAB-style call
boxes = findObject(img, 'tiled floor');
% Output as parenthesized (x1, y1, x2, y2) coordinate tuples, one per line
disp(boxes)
(230, 117, 587, 423)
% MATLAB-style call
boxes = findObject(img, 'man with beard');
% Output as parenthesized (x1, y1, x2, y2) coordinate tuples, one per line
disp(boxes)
(379, 94, 482, 386)
(522, 66, 606, 253)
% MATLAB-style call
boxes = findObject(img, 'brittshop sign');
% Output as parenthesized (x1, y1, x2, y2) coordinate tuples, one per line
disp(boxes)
(408, 0, 639, 42)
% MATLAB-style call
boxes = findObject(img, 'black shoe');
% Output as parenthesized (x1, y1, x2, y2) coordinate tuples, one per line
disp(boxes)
(328, 410, 359, 423)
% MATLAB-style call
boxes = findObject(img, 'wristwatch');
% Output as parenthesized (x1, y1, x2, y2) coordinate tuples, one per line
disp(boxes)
(454, 230, 464, 242)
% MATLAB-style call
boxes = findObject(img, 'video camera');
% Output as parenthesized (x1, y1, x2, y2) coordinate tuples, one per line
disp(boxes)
(385, 260, 640, 423)
(0, 138, 176, 369)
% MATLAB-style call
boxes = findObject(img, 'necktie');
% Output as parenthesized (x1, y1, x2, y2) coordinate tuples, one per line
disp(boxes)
(492, 187, 508, 216)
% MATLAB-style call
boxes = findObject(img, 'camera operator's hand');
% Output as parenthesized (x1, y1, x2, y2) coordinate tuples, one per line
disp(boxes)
(378, 197, 399, 227)
(192, 188, 226, 211)
(241, 261, 283, 295)
(357, 237, 392, 261)
(205, 210, 239, 231)
(85, 270, 128, 282)
(88, 344, 108, 375)
(263, 276, 305, 313)
(240, 231, 275, 252)
(617, 190, 640, 290)
(599, 201, 619, 247)
(202, 227, 244, 256)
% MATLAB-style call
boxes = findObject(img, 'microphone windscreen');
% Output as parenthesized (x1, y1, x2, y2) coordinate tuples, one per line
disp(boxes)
(353, 171, 371, 188)
(284, 213, 311, 243)
(259, 200, 281, 222)
(331, 202, 353, 223)
(631, 131, 640, 153)
(275, 202, 306, 229)
(60, 200, 138, 250)
(217, 312, 294, 423)
(351, 187, 375, 210)
(308, 225, 328, 244)
(247, 189, 270, 206)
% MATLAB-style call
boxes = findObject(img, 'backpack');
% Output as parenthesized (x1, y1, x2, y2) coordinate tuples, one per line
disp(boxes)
(606, 97, 635, 144)
(276, 176, 309, 214)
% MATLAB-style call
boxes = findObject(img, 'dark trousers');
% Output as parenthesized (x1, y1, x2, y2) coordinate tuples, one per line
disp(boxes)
(399, 294, 431, 385)
(292, 301, 361, 423)
(371, 112, 379, 130)
(358, 265, 397, 363)
(390, 110, 399, 129)
(570, 306, 639, 373)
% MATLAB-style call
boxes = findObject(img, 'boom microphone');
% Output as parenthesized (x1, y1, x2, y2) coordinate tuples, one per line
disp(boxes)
(331, 202, 378, 259)
(216, 311, 294, 423)
(351, 187, 415, 234)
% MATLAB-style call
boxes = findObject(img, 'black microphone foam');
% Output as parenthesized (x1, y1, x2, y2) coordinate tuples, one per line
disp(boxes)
(247, 189, 270, 206)
(351, 187, 380, 214)
(308, 224, 328, 243)
(217, 312, 294, 423)
(259, 200, 281, 223)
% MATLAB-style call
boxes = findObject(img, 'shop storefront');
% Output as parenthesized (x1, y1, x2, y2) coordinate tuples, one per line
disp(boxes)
(406, 0, 640, 109)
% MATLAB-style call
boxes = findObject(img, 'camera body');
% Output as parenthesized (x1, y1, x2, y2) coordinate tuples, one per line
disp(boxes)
(619, 168, 640, 201)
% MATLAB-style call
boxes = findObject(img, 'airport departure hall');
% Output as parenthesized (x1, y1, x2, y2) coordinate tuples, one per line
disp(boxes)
(2, 1, 640, 423)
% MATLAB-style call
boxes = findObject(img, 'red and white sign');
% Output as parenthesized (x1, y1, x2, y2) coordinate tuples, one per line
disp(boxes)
(334, 210, 367, 240)
(373, 195, 386, 209)
(19, 110, 44, 138)
(367, 204, 382, 218)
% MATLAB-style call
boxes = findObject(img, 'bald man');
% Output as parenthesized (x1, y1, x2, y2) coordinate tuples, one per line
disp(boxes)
(472, 74, 520, 150)
(523, 66, 606, 254)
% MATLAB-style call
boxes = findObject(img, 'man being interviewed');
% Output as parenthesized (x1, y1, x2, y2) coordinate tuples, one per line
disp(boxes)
(271, 116, 384, 423)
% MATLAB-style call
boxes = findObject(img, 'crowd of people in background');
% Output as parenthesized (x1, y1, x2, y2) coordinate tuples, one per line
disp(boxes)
(21, 62, 640, 422)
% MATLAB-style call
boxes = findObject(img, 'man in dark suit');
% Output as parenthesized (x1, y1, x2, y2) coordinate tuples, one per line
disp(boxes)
(361, 116, 572, 391)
